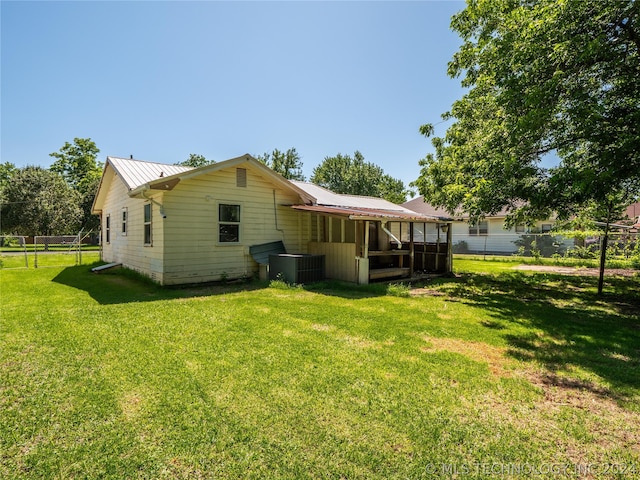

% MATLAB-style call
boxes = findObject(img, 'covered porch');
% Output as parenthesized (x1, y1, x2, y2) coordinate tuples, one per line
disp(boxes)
(292, 205, 452, 284)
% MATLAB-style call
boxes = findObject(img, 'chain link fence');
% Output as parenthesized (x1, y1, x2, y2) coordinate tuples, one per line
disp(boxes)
(0, 231, 101, 269)
(451, 231, 639, 266)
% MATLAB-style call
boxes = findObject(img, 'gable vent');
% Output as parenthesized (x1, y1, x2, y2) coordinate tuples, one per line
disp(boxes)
(236, 168, 247, 187)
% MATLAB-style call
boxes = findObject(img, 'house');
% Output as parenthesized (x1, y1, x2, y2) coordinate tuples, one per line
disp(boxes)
(402, 196, 570, 255)
(625, 202, 640, 231)
(91, 155, 451, 285)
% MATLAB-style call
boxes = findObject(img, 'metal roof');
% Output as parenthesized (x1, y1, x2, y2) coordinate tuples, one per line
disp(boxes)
(291, 181, 419, 213)
(291, 204, 445, 222)
(107, 156, 192, 190)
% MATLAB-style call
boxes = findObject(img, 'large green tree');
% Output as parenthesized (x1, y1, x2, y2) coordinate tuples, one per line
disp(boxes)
(413, 0, 640, 292)
(0, 162, 17, 205)
(256, 148, 305, 181)
(311, 151, 411, 204)
(1, 166, 82, 235)
(50, 138, 103, 231)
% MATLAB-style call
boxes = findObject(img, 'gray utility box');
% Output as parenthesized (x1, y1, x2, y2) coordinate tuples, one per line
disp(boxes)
(268, 254, 325, 284)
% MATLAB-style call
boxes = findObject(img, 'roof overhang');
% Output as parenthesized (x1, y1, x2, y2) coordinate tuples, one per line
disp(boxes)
(128, 154, 315, 204)
(291, 204, 450, 222)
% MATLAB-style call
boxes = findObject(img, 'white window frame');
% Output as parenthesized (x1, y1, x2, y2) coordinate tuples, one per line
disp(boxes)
(105, 214, 111, 244)
(121, 207, 128, 236)
(469, 220, 488, 236)
(218, 203, 241, 244)
(144, 203, 152, 246)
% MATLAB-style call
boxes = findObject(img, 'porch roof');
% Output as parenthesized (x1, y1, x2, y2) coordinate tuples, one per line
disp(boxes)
(291, 204, 448, 222)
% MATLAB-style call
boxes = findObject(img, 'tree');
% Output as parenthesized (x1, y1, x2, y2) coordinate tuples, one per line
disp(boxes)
(413, 0, 640, 293)
(256, 148, 305, 181)
(0, 162, 17, 204)
(50, 138, 103, 231)
(1, 166, 82, 235)
(176, 154, 215, 168)
(311, 151, 411, 203)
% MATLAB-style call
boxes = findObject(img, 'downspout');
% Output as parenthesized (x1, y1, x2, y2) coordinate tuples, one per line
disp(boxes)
(273, 189, 285, 239)
(141, 190, 166, 217)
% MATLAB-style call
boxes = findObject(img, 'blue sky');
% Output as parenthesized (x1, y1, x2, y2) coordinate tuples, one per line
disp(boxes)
(1, 0, 466, 192)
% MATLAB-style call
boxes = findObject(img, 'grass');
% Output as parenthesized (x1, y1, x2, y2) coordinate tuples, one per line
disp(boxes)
(0, 252, 101, 269)
(1, 260, 639, 478)
(455, 253, 639, 270)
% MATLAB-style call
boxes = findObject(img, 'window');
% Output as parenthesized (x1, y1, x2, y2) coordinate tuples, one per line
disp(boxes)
(469, 220, 488, 236)
(219, 204, 240, 243)
(515, 224, 525, 233)
(144, 203, 152, 245)
(541, 223, 552, 233)
(105, 214, 111, 244)
(121, 207, 128, 235)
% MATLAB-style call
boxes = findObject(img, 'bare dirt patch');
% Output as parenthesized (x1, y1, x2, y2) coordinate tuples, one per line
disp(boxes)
(421, 336, 512, 377)
(409, 287, 446, 297)
(422, 336, 640, 463)
(514, 264, 638, 277)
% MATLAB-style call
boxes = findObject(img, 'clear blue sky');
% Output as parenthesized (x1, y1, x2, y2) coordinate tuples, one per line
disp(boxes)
(2, 0, 466, 193)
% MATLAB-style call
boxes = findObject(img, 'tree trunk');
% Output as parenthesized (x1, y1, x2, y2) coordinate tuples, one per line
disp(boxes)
(597, 212, 612, 296)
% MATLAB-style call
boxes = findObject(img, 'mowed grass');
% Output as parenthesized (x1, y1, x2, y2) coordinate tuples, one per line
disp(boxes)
(1, 260, 639, 479)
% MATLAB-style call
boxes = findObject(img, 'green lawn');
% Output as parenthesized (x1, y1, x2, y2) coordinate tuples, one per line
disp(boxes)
(1, 260, 639, 478)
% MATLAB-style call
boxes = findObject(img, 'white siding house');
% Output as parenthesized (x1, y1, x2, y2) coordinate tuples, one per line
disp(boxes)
(402, 196, 571, 255)
(92, 155, 313, 285)
(92, 155, 452, 285)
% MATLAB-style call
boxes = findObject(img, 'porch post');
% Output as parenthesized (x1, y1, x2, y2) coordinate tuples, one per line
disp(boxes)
(436, 224, 441, 272)
(364, 220, 370, 258)
(447, 222, 453, 273)
(409, 222, 414, 276)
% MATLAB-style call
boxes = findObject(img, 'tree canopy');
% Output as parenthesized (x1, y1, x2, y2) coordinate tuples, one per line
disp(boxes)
(1, 166, 82, 236)
(50, 138, 103, 231)
(50, 138, 102, 192)
(256, 148, 305, 181)
(176, 154, 216, 168)
(0, 162, 17, 204)
(413, 0, 640, 226)
(311, 151, 411, 204)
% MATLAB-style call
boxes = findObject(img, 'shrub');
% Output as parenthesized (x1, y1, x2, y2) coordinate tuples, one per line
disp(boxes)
(453, 240, 469, 253)
(269, 273, 302, 290)
(513, 234, 565, 258)
(387, 282, 411, 297)
(565, 245, 599, 259)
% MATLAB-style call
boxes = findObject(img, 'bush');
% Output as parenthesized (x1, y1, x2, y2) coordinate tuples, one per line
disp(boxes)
(513, 234, 565, 258)
(453, 240, 469, 253)
(0, 235, 22, 248)
(565, 245, 599, 259)
(269, 273, 302, 290)
(387, 282, 411, 297)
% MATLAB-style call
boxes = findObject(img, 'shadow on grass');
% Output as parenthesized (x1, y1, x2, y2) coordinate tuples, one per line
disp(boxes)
(52, 264, 267, 305)
(433, 271, 640, 403)
(302, 280, 389, 299)
(52, 264, 387, 305)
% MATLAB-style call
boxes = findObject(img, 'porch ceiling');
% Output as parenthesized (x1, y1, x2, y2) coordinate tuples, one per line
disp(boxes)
(291, 204, 449, 222)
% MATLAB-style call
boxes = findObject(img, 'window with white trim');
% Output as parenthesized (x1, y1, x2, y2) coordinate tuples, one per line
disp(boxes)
(144, 203, 152, 245)
(541, 223, 552, 233)
(515, 224, 525, 233)
(219, 204, 240, 243)
(105, 214, 111, 244)
(469, 220, 488, 236)
(122, 207, 128, 235)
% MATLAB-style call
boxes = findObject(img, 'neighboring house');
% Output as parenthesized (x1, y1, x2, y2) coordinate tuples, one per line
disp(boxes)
(402, 196, 567, 255)
(92, 155, 451, 285)
(625, 202, 640, 230)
